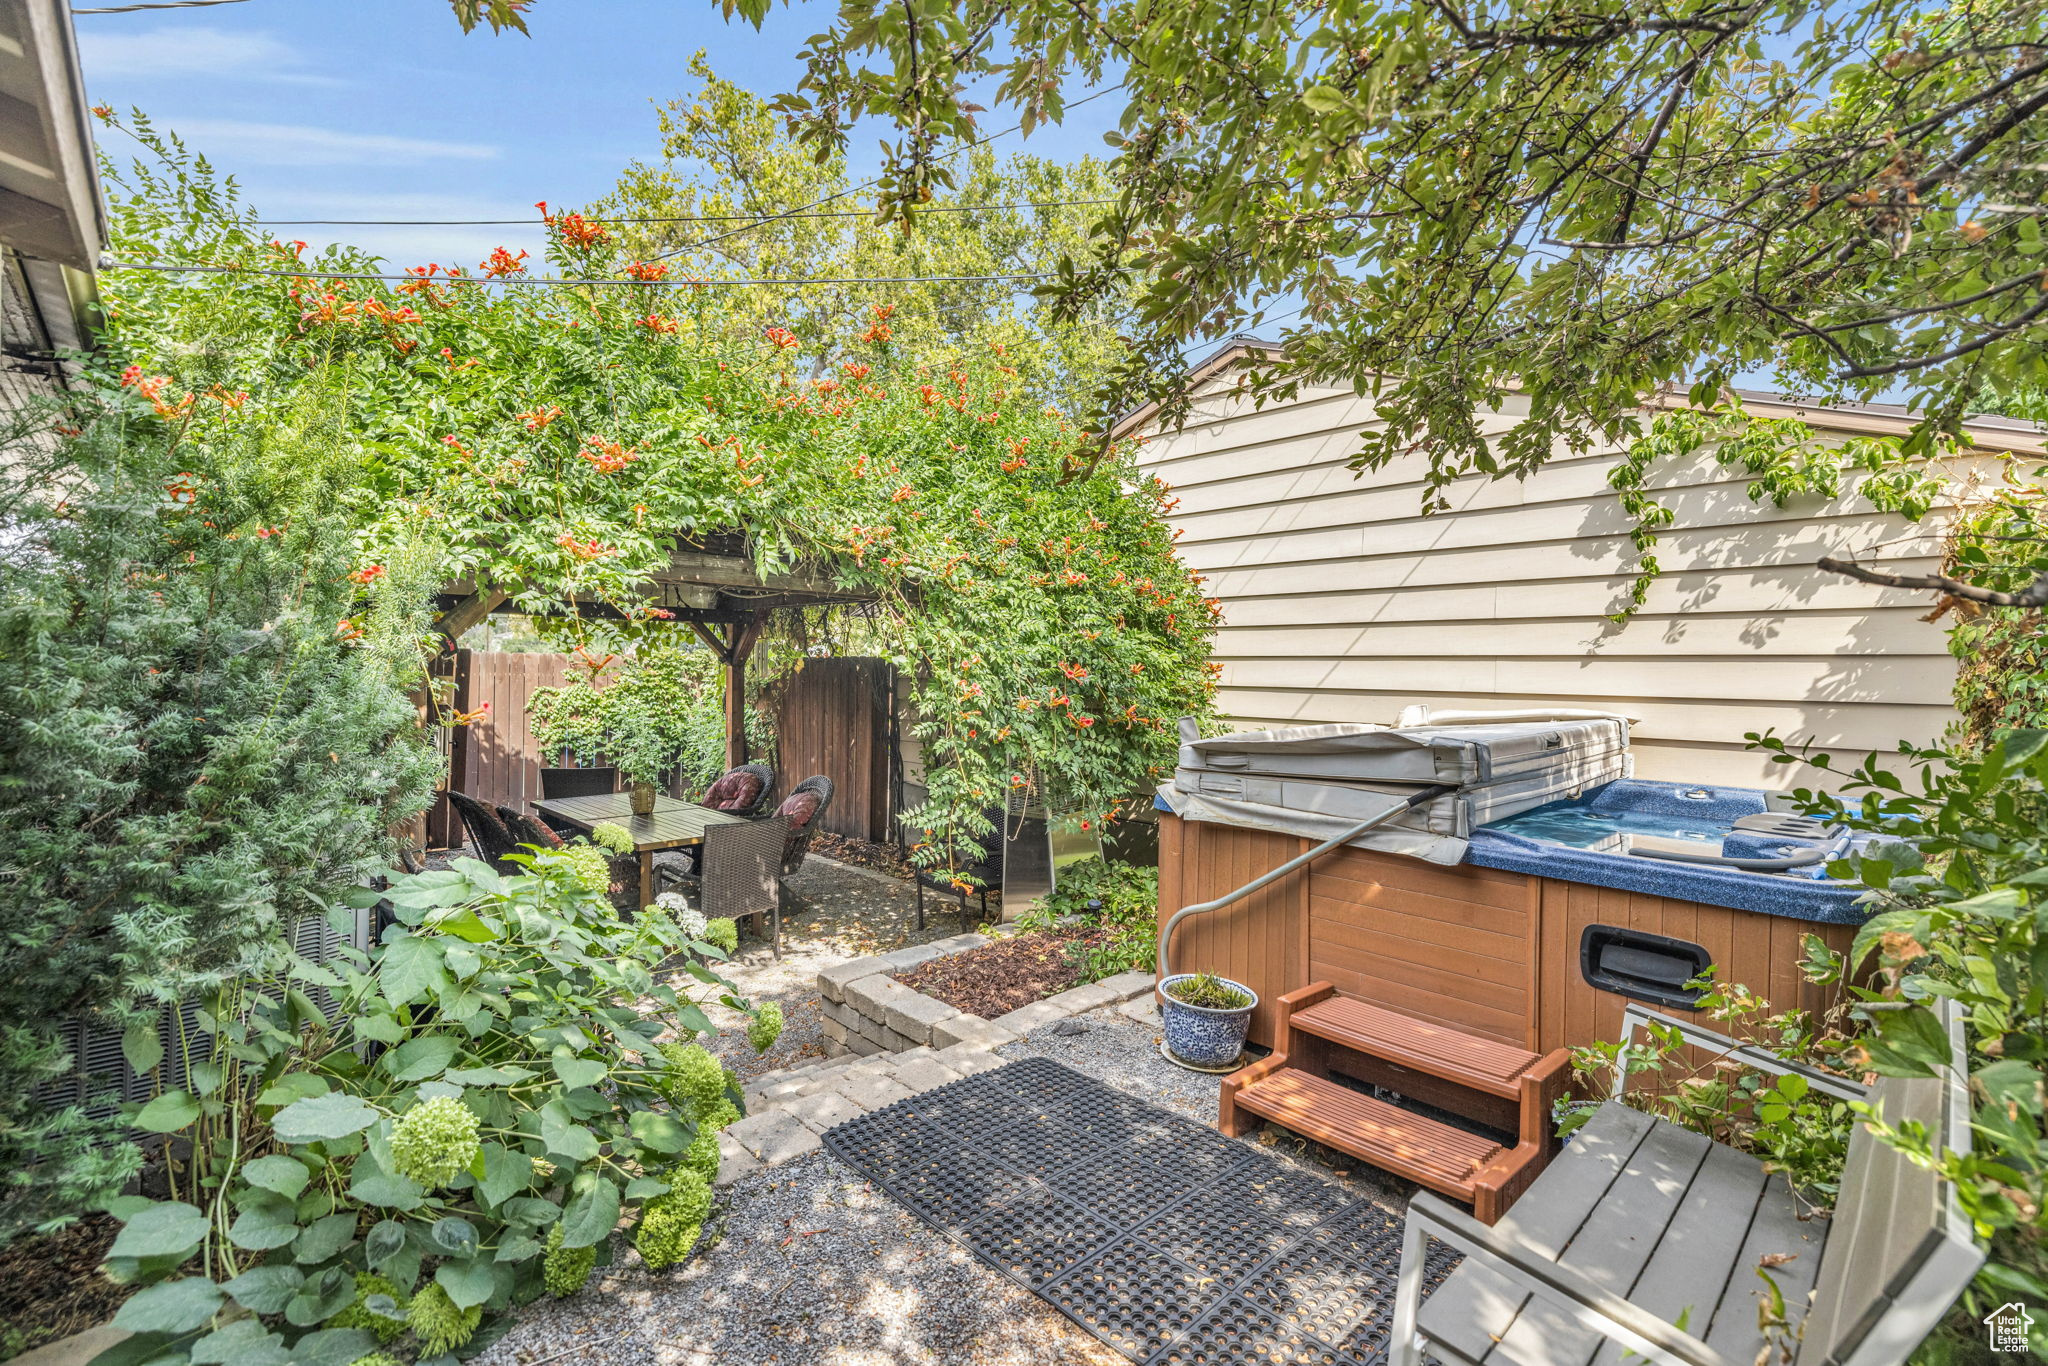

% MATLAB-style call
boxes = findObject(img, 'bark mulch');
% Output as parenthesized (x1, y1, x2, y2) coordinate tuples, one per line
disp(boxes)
(0, 1214, 135, 1358)
(892, 929, 1102, 1019)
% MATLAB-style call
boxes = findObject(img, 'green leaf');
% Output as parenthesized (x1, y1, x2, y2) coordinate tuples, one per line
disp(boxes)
(354, 1013, 405, 1045)
(379, 933, 448, 1005)
(112, 1276, 225, 1333)
(132, 1090, 201, 1134)
(282, 1327, 378, 1366)
(293, 1211, 357, 1264)
(1300, 85, 1348, 114)
(629, 1110, 689, 1154)
(444, 1064, 536, 1087)
(271, 1092, 381, 1143)
(348, 1151, 425, 1210)
(224, 1264, 305, 1314)
(121, 1024, 164, 1076)
(190, 1318, 290, 1366)
(382, 1033, 461, 1082)
(256, 1073, 329, 1108)
(477, 1142, 533, 1207)
(228, 1198, 301, 1252)
(560, 1171, 620, 1249)
(430, 1216, 480, 1257)
(363, 1219, 408, 1270)
(540, 1099, 601, 1163)
(108, 1201, 208, 1260)
(241, 1154, 311, 1198)
(435, 1255, 498, 1309)
(552, 1052, 609, 1091)
(283, 1265, 355, 1325)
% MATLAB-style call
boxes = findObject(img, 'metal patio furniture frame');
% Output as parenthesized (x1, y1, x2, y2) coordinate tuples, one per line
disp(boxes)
(1389, 999, 1983, 1366)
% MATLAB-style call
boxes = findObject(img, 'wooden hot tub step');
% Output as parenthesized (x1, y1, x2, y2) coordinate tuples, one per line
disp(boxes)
(1232, 1065, 1504, 1196)
(1288, 995, 1543, 1099)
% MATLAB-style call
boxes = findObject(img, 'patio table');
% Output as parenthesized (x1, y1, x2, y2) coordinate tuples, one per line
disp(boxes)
(530, 792, 750, 909)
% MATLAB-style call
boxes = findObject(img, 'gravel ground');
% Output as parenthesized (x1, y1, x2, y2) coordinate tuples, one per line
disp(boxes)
(476, 1153, 1122, 1366)
(477, 1005, 1413, 1366)
(667, 855, 990, 1084)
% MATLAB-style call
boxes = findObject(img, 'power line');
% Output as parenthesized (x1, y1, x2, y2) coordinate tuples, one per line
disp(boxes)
(654, 83, 1126, 262)
(73, 0, 252, 12)
(100, 258, 1056, 288)
(253, 198, 1117, 228)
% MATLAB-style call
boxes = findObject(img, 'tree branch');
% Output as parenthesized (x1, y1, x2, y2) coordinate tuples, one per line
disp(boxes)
(1817, 556, 2048, 607)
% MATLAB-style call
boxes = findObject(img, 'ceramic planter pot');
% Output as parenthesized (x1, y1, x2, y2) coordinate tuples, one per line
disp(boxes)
(1158, 973, 1258, 1069)
(629, 781, 658, 817)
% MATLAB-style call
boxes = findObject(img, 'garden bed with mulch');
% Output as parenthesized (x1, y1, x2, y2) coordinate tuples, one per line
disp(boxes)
(0, 1214, 135, 1358)
(892, 929, 1103, 1019)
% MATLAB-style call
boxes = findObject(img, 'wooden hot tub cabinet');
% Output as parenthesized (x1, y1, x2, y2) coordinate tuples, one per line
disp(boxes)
(1156, 813, 1854, 1055)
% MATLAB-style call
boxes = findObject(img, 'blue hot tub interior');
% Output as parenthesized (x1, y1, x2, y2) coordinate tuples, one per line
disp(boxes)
(1470, 779, 1872, 923)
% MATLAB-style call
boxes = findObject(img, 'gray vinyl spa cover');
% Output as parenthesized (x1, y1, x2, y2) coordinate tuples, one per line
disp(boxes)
(1159, 716, 1631, 865)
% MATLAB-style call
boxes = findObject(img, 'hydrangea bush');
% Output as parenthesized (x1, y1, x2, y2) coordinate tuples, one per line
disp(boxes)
(97, 849, 770, 1364)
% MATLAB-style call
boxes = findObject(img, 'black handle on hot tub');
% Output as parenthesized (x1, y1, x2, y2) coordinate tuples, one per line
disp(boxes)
(1625, 844, 1829, 872)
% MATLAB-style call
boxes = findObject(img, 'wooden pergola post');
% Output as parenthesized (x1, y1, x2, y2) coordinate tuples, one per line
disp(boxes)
(689, 611, 766, 769)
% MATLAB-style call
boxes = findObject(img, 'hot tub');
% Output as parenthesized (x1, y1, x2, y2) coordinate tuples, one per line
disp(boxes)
(1154, 726, 1872, 1054)
(1468, 779, 1871, 924)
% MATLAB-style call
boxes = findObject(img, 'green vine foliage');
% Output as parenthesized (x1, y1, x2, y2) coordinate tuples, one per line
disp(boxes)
(1744, 729, 2048, 1356)
(527, 645, 734, 795)
(99, 114, 1217, 866)
(1943, 474, 2048, 751)
(99, 851, 767, 1366)
(1607, 397, 1949, 619)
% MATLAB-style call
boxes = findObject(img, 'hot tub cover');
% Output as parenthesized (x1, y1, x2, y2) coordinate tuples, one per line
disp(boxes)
(1160, 716, 1632, 864)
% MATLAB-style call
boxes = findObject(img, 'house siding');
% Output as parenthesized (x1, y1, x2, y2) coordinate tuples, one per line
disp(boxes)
(1131, 370, 2030, 787)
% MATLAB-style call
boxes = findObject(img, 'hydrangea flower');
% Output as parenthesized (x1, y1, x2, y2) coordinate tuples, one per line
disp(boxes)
(556, 844, 613, 896)
(543, 1221, 597, 1297)
(655, 1042, 727, 1120)
(346, 1356, 404, 1366)
(328, 1272, 407, 1342)
(406, 1282, 482, 1355)
(655, 892, 710, 941)
(589, 822, 635, 855)
(747, 1001, 784, 1054)
(678, 1122, 722, 1184)
(634, 1168, 713, 1270)
(389, 1095, 481, 1189)
(703, 917, 739, 954)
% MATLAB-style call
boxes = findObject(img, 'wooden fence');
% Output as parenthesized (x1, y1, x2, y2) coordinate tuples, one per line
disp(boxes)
(430, 649, 900, 851)
(428, 650, 571, 850)
(768, 656, 897, 843)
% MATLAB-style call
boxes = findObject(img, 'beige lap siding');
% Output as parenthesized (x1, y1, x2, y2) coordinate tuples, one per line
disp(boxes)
(1123, 355, 2040, 788)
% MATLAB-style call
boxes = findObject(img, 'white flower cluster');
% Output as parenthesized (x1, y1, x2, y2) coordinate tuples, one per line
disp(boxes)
(655, 892, 708, 940)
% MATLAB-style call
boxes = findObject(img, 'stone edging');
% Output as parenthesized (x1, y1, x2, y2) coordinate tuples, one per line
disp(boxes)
(817, 935, 1157, 1058)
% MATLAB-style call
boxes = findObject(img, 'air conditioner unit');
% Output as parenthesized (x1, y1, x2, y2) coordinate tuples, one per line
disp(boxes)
(34, 905, 375, 1130)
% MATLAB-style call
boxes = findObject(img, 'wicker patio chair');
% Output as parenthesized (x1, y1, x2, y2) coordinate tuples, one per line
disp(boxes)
(663, 816, 789, 956)
(446, 791, 522, 873)
(775, 775, 834, 879)
(499, 804, 638, 917)
(537, 766, 618, 837)
(702, 763, 777, 817)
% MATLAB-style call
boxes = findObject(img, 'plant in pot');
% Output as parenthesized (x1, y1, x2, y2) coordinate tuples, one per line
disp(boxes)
(1158, 971, 1259, 1071)
(610, 712, 670, 816)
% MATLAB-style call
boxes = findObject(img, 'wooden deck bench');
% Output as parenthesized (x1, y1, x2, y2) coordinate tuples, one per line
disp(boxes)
(1220, 983, 1571, 1223)
(1390, 1000, 1984, 1366)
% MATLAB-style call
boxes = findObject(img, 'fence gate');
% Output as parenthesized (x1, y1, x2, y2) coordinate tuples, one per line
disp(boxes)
(770, 656, 896, 843)
(428, 649, 571, 850)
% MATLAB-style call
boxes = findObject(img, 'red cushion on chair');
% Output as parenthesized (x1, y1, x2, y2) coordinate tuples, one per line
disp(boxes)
(777, 791, 822, 830)
(704, 770, 764, 812)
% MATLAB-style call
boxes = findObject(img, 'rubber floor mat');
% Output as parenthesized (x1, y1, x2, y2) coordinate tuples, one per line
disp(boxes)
(820, 1056, 1460, 1366)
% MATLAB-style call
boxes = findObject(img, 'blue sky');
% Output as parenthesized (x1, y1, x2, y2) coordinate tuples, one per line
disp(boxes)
(75, 0, 1123, 274)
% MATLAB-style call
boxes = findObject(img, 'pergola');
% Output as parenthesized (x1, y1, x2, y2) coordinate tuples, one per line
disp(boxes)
(433, 532, 875, 768)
